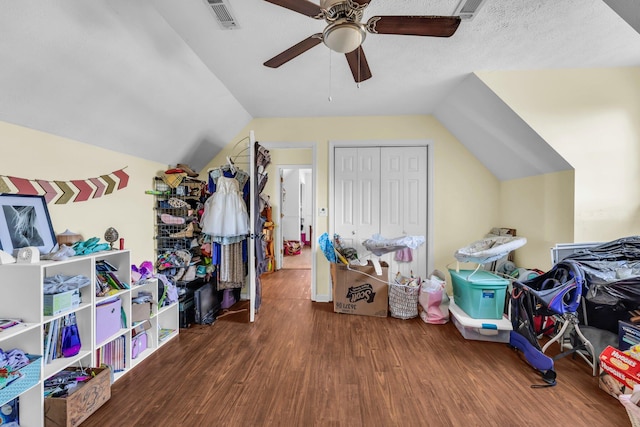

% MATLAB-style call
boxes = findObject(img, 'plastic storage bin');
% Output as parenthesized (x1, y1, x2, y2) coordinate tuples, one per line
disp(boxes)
(449, 299, 511, 343)
(449, 268, 508, 319)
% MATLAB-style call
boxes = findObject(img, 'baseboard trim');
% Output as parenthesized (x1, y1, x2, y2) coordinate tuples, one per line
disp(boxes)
(312, 294, 331, 303)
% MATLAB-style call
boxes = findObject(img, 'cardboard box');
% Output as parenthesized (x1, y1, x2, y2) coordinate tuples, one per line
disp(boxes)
(599, 369, 633, 399)
(44, 367, 111, 427)
(330, 261, 388, 317)
(599, 345, 640, 399)
(619, 321, 640, 351)
(131, 302, 152, 323)
(132, 319, 151, 337)
(44, 289, 81, 316)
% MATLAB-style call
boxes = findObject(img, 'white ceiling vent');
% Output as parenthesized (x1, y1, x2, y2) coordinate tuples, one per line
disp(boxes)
(206, 0, 239, 29)
(454, 0, 488, 20)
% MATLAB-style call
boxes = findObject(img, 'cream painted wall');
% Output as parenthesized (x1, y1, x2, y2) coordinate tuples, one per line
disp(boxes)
(0, 121, 165, 264)
(500, 171, 575, 271)
(204, 115, 501, 298)
(479, 68, 640, 244)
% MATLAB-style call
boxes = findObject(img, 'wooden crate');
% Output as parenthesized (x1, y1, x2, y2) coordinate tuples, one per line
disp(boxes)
(44, 367, 111, 427)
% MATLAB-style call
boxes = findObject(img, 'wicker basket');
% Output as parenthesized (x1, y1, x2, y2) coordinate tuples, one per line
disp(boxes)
(620, 394, 640, 427)
(389, 280, 420, 320)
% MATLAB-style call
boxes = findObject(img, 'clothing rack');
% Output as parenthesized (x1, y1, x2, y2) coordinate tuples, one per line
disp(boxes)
(207, 135, 251, 173)
(203, 132, 258, 322)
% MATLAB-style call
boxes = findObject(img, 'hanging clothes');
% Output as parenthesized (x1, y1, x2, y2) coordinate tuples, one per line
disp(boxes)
(208, 166, 250, 199)
(200, 176, 250, 244)
(202, 165, 251, 291)
(218, 241, 245, 289)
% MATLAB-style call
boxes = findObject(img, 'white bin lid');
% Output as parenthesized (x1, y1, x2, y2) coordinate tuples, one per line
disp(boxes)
(449, 298, 512, 331)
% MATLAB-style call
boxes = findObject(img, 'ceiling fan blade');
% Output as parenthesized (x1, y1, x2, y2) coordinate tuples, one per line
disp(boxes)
(264, 34, 323, 68)
(366, 16, 461, 37)
(345, 46, 372, 83)
(264, 0, 323, 19)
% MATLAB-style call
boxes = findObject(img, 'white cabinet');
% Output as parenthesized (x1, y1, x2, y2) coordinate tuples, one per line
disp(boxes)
(0, 250, 179, 426)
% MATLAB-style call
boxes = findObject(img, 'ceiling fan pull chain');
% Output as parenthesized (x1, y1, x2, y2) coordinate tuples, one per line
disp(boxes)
(328, 49, 333, 102)
(357, 48, 361, 89)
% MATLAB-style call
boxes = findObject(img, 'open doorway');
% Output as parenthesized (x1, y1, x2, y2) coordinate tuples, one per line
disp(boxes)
(280, 167, 312, 270)
(257, 143, 317, 300)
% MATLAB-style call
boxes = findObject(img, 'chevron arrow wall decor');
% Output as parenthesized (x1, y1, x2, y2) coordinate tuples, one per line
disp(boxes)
(0, 167, 129, 204)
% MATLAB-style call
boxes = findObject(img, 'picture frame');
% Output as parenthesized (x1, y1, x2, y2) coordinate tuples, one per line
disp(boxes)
(0, 194, 57, 256)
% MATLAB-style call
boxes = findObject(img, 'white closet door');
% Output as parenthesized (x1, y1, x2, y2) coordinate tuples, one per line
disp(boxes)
(334, 147, 380, 256)
(380, 147, 428, 279)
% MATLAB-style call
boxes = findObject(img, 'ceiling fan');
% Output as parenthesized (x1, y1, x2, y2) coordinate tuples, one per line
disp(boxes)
(263, 0, 461, 83)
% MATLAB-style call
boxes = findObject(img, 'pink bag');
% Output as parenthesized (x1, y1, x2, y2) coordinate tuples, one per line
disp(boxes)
(132, 332, 148, 359)
(418, 270, 450, 324)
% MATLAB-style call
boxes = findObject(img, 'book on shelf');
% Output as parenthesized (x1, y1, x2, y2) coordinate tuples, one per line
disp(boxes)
(99, 336, 126, 372)
(158, 328, 174, 342)
(95, 260, 118, 272)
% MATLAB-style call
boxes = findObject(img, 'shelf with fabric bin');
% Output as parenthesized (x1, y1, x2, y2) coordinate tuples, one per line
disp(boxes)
(129, 278, 156, 366)
(0, 252, 97, 426)
(0, 249, 183, 426)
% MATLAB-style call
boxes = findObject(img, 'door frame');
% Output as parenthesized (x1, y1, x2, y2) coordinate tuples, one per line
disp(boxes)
(260, 141, 318, 301)
(329, 139, 434, 300)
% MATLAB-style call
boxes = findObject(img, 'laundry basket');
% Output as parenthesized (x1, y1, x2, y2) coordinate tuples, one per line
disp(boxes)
(389, 274, 421, 320)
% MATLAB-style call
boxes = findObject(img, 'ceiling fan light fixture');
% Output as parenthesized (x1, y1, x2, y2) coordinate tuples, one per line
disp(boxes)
(323, 21, 366, 53)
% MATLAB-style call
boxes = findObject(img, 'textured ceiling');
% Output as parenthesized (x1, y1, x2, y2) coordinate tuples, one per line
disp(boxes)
(193, 0, 640, 118)
(0, 0, 639, 173)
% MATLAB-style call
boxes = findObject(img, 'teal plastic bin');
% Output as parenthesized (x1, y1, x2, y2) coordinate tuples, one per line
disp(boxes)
(449, 269, 508, 319)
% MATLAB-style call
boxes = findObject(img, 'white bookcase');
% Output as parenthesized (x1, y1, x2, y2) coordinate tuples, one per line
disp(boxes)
(0, 249, 179, 426)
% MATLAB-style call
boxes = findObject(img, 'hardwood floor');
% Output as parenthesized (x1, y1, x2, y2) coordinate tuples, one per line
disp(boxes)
(282, 246, 312, 270)
(81, 268, 629, 426)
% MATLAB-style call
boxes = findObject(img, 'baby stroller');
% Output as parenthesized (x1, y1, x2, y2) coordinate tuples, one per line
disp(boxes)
(510, 260, 595, 388)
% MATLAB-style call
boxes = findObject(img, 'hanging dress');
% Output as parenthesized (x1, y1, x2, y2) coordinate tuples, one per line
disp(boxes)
(200, 176, 250, 244)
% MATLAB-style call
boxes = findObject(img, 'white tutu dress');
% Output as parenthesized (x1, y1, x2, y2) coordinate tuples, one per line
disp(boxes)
(200, 176, 250, 241)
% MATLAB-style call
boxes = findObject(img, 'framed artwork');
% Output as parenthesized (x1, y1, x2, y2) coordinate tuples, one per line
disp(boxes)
(0, 194, 57, 255)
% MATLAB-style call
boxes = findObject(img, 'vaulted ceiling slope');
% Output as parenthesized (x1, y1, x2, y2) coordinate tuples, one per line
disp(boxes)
(434, 74, 572, 181)
(0, 1, 639, 176)
(0, 1, 252, 171)
(604, 0, 640, 34)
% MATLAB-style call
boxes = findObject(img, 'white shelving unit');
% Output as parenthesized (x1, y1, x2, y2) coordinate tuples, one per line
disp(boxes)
(0, 249, 179, 426)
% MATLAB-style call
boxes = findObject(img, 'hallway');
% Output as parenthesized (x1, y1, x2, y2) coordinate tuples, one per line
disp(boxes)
(282, 245, 312, 270)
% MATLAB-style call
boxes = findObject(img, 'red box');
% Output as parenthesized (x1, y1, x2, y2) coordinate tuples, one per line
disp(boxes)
(599, 345, 640, 392)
